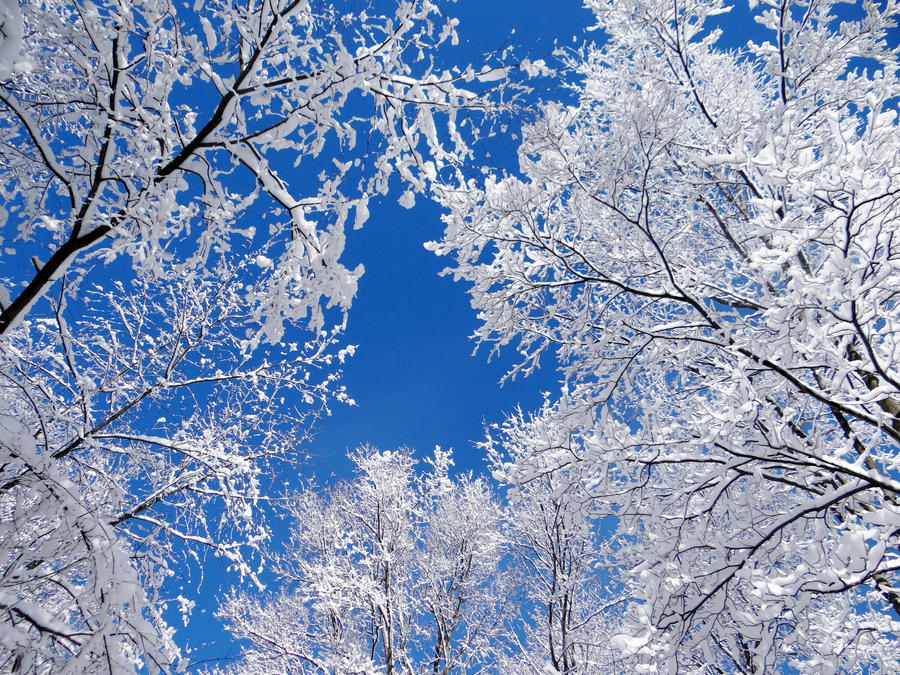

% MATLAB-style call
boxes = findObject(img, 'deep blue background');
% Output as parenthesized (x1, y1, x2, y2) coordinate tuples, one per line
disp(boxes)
(300, 0, 595, 478)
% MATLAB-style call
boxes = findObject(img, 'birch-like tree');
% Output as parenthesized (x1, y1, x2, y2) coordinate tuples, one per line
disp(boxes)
(0, 1, 509, 671)
(215, 446, 510, 675)
(433, 0, 900, 670)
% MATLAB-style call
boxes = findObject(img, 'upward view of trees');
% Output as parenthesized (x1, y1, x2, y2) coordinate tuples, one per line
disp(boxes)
(2, 0, 900, 673)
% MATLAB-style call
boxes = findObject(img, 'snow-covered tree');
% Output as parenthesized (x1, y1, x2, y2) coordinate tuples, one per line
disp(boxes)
(0, 0, 509, 671)
(215, 446, 511, 675)
(489, 406, 623, 674)
(433, 0, 900, 670)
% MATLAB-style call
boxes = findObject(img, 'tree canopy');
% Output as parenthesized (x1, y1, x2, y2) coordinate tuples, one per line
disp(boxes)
(3, 0, 900, 673)
(434, 0, 900, 670)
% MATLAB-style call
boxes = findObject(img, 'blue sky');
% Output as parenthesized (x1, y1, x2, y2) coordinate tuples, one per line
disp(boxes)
(301, 0, 596, 478)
